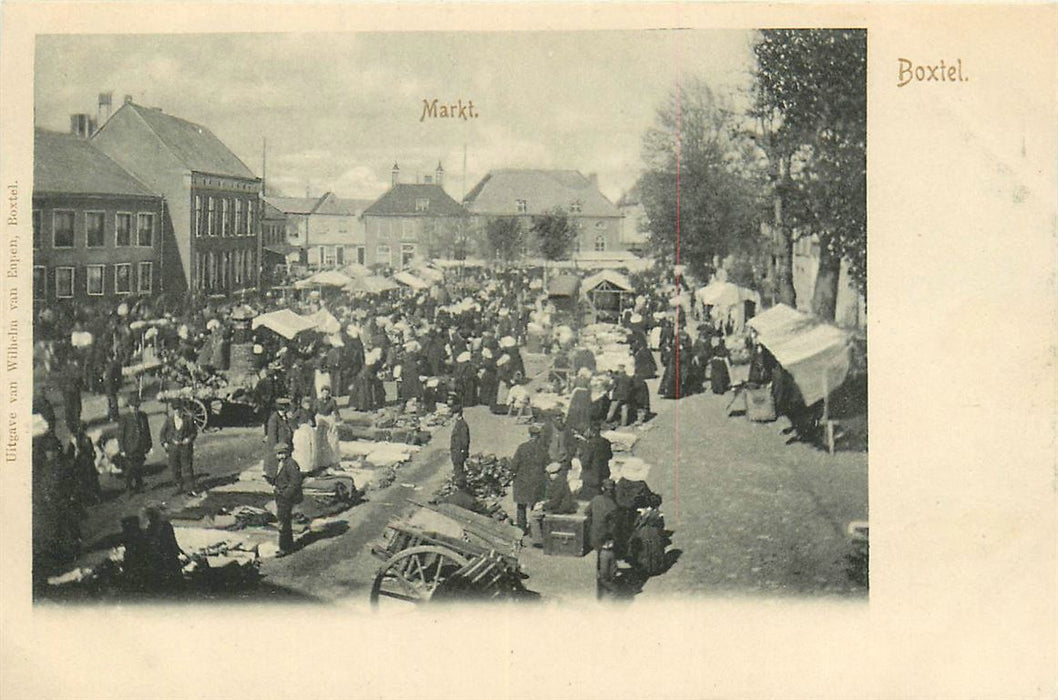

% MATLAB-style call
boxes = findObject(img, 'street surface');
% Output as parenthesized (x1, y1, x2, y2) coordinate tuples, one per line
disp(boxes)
(55, 352, 867, 605)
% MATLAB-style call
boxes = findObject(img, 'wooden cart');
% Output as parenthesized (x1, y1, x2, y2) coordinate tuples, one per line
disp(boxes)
(369, 501, 527, 606)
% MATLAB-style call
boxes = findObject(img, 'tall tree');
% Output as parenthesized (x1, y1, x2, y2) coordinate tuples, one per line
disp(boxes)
(751, 29, 867, 320)
(638, 78, 764, 282)
(484, 216, 525, 264)
(531, 207, 576, 261)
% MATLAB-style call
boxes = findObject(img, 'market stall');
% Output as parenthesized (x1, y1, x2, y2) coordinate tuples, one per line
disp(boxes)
(695, 280, 761, 330)
(393, 270, 431, 290)
(746, 303, 851, 451)
(581, 270, 635, 323)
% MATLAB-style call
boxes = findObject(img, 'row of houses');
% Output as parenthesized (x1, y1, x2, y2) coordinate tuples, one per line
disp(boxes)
(33, 96, 649, 302)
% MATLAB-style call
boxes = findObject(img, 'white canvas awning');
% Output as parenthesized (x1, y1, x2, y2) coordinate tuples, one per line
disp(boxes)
(696, 281, 761, 311)
(305, 308, 341, 335)
(252, 309, 318, 340)
(582, 269, 634, 294)
(413, 266, 445, 283)
(748, 304, 850, 405)
(295, 270, 353, 289)
(393, 271, 430, 290)
(345, 275, 399, 294)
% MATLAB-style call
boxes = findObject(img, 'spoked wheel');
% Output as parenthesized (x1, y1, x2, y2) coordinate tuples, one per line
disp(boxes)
(369, 546, 468, 608)
(189, 398, 209, 431)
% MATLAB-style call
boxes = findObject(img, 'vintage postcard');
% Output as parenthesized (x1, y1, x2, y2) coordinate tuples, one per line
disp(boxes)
(1, 3, 1055, 699)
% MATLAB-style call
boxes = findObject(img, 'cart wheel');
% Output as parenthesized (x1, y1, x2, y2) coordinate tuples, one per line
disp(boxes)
(190, 398, 209, 431)
(369, 546, 469, 608)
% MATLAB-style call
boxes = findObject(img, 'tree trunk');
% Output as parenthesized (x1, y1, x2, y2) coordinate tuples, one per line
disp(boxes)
(811, 238, 841, 322)
(773, 156, 797, 307)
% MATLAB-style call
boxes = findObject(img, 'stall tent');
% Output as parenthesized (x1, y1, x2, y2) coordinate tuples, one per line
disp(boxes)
(747, 303, 850, 406)
(393, 270, 431, 290)
(581, 269, 635, 322)
(695, 281, 761, 330)
(252, 309, 319, 340)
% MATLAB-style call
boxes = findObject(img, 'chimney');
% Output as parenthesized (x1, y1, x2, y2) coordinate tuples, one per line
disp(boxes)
(587, 172, 598, 188)
(391, 162, 400, 187)
(98, 92, 113, 126)
(70, 113, 96, 138)
(124, 94, 133, 105)
(435, 161, 445, 188)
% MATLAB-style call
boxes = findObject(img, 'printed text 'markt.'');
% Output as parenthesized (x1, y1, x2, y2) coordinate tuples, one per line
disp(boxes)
(420, 99, 479, 122)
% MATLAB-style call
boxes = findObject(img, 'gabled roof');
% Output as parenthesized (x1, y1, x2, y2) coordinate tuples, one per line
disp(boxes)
(34, 129, 157, 198)
(463, 169, 622, 218)
(313, 192, 373, 217)
(109, 102, 256, 179)
(363, 183, 467, 217)
(265, 196, 322, 215)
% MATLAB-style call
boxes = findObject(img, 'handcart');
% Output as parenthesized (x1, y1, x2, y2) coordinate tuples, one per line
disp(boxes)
(368, 500, 527, 606)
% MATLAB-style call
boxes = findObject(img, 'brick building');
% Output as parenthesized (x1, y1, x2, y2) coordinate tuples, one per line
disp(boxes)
(90, 98, 262, 295)
(32, 128, 165, 303)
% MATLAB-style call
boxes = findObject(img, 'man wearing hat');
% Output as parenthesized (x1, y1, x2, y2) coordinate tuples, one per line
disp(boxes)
(586, 478, 619, 552)
(264, 398, 295, 483)
(159, 401, 198, 496)
(542, 461, 576, 515)
(576, 422, 613, 500)
(117, 392, 152, 496)
(510, 423, 548, 533)
(449, 404, 470, 487)
(272, 442, 303, 557)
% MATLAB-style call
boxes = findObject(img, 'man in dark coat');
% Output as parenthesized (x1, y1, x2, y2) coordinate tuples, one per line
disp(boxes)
(273, 443, 303, 556)
(61, 360, 85, 433)
(102, 353, 124, 422)
(576, 422, 612, 500)
(542, 461, 576, 515)
(510, 424, 548, 532)
(140, 504, 184, 592)
(586, 478, 618, 551)
(263, 398, 295, 482)
(605, 367, 632, 426)
(449, 405, 470, 486)
(254, 367, 278, 430)
(159, 402, 198, 495)
(117, 393, 152, 496)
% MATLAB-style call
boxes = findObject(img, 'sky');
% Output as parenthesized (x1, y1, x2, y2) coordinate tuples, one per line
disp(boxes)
(35, 31, 757, 203)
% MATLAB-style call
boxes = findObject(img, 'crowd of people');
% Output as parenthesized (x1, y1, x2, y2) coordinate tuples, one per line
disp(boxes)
(31, 259, 829, 596)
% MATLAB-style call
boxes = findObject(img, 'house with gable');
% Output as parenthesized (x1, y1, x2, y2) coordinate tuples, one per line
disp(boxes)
(90, 96, 263, 295)
(361, 163, 469, 269)
(462, 169, 626, 260)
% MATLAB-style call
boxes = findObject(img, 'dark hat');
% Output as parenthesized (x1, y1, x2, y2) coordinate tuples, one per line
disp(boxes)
(274, 442, 292, 456)
(527, 423, 542, 436)
(275, 397, 292, 408)
(601, 478, 616, 491)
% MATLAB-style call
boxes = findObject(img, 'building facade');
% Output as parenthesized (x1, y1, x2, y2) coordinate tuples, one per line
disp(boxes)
(32, 129, 165, 303)
(90, 98, 262, 295)
(462, 169, 625, 258)
(361, 164, 468, 269)
(304, 193, 372, 268)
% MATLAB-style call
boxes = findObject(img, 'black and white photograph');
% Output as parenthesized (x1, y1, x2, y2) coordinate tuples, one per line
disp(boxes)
(2, 4, 1055, 699)
(27, 29, 868, 605)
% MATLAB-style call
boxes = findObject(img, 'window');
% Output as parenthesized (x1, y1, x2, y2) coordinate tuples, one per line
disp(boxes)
(401, 220, 417, 241)
(85, 265, 105, 296)
(246, 199, 255, 237)
(221, 199, 230, 237)
(355, 246, 365, 264)
(206, 251, 216, 289)
(33, 266, 45, 300)
(415, 198, 429, 213)
(138, 262, 152, 293)
(594, 234, 606, 252)
(32, 210, 41, 249)
(86, 212, 105, 247)
(401, 243, 416, 268)
(515, 199, 528, 214)
(137, 213, 154, 247)
(193, 196, 202, 237)
(116, 212, 132, 246)
(207, 197, 216, 236)
(234, 250, 242, 285)
(376, 245, 391, 266)
(569, 200, 582, 213)
(53, 211, 75, 248)
(114, 263, 132, 294)
(246, 251, 255, 282)
(55, 267, 74, 299)
(335, 246, 345, 266)
(195, 253, 205, 290)
(234, 199, 243, 238)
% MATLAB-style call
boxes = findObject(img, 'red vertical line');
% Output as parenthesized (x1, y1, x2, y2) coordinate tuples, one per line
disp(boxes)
(673, 27, 683, 524)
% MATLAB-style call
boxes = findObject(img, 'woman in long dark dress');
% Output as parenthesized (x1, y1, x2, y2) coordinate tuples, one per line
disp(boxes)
(709, 337, 731, 394)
